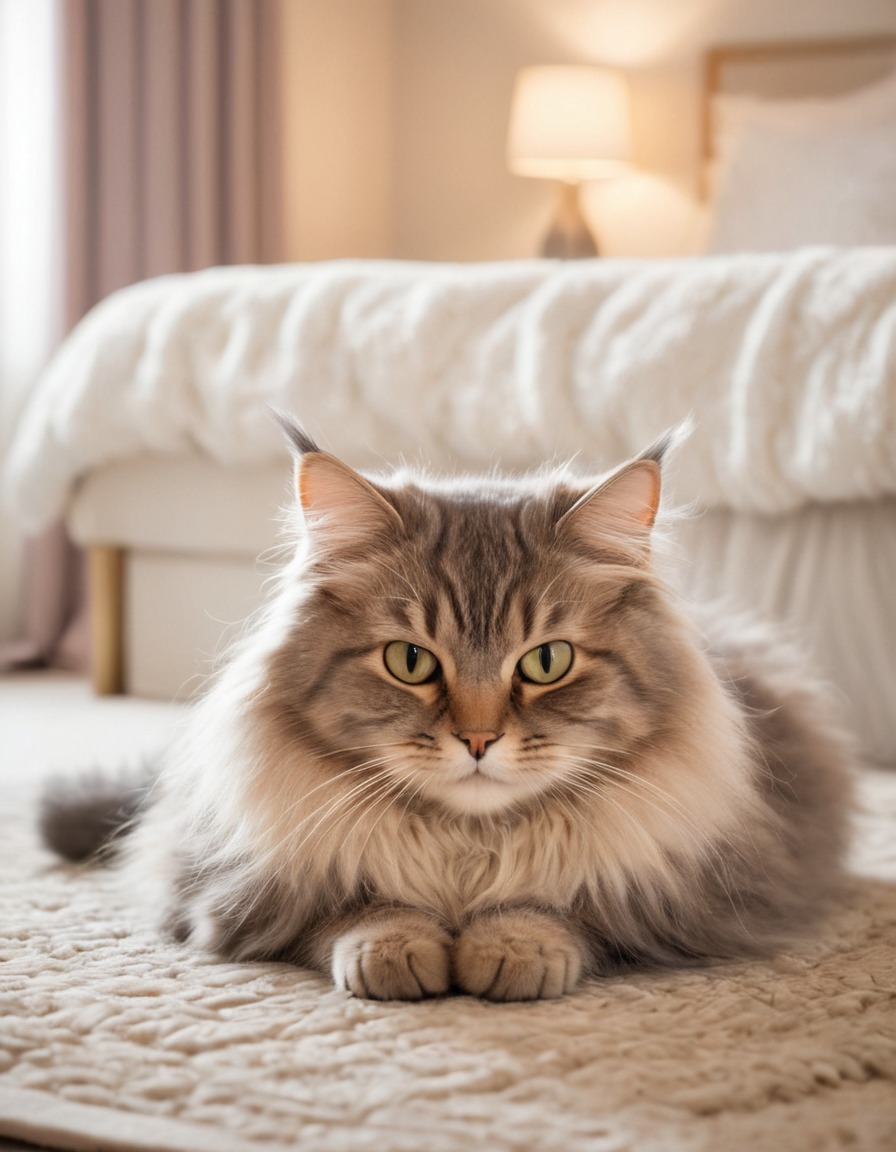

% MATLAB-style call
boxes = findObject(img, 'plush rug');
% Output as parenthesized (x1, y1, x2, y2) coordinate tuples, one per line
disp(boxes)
(1, 742, 895, 1152)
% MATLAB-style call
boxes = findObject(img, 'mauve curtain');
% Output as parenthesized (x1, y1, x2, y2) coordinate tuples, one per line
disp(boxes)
(8, 0, 283, 674)
(65, 0, 283, 316)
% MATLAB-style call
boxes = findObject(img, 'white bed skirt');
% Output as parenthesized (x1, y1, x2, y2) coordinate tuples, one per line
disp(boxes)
(670, 500, 896, 765)
(69, 456, 895, 765)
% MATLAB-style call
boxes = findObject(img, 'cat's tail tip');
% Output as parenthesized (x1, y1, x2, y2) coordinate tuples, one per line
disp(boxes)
(38, 763, 158, 863)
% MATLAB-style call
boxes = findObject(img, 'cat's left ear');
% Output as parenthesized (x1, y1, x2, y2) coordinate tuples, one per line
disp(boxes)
(556, 426, 686, 564)
(557, 459, 660, 563)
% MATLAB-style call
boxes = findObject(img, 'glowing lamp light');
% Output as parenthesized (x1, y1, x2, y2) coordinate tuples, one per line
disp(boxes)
(507, 65, 631, 257)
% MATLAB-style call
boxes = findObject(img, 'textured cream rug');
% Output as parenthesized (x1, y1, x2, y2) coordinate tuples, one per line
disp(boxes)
(1, 732, 895, 1152)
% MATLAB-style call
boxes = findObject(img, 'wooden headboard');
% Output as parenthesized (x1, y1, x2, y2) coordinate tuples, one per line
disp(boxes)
(700, 34, 896, 189)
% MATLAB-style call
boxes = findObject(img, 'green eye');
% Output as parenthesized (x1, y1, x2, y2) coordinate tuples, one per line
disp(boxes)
(518, 641, 573, 685)
(384, 642, 439, 685)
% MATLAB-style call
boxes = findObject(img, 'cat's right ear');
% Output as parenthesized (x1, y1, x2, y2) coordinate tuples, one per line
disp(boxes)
(272, 413, 403, 546)
(297, 453, 403, 546)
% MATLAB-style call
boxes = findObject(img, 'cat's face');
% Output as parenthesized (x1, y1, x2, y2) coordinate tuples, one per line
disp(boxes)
(348, 595, 665, 817)
(262, 437, 680, 820)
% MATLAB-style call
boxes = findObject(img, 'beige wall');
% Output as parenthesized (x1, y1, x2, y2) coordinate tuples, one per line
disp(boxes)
(280, 0, 896, 264)
(280, 0, 394, 261)
(390, 0, 896, 260)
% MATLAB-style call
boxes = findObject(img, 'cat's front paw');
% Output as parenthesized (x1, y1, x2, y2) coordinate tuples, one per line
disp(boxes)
(331, 911, 452, 1000)
(452, 911, 587, 1001)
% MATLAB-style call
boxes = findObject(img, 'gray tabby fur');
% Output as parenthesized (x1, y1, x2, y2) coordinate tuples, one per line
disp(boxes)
(41, 417, 852, 1000)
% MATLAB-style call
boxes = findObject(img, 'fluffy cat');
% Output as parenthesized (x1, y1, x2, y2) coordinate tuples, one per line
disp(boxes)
(42, 419, 852, 1001)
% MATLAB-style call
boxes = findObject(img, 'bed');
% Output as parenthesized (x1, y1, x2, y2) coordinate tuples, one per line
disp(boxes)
(6, 34, 896, 756)
(3, 33, 896, 1152)
(7, 247, 896, 770)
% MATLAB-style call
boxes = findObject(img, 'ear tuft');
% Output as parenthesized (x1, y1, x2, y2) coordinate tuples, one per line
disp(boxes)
(269, 408, 320, 456)
(636, 417, 693, 469)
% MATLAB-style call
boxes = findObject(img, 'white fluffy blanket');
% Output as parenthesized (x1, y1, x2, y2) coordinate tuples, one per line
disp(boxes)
(7, 248, 896, 528)
(2, 748, 895, 1152)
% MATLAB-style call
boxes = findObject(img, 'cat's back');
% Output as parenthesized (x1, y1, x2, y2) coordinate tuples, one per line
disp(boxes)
(694, 603, 853, 890)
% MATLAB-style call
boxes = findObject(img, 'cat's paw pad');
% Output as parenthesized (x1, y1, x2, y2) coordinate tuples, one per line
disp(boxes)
(332, 918, 451, 1001)
(452, 915, 585, 1001)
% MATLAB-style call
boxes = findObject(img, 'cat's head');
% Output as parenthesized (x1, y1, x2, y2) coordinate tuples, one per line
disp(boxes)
(263, 417, 688, 819)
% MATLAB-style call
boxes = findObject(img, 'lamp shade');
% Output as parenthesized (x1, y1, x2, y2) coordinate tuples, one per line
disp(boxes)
(507, 65, 630, 182)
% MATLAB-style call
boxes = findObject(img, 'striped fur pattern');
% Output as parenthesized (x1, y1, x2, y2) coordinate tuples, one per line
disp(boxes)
(63, 420, 853, 999)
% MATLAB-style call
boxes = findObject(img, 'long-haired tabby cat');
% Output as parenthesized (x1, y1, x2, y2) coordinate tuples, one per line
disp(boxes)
(42, 418, 851, 1001)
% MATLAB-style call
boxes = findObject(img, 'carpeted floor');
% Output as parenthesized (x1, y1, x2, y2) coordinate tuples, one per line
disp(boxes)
(1, 674, 895, 1152)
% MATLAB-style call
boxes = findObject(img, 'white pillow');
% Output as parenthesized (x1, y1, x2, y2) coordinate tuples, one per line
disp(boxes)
(706, 71, 896, 253)
(713, 68, 896, 141)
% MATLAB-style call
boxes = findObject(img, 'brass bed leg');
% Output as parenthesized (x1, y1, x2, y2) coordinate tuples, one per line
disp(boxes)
(89, 546, 125, 695)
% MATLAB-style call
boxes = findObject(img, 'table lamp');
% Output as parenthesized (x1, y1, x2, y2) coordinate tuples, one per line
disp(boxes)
(507, 65, 631, 258)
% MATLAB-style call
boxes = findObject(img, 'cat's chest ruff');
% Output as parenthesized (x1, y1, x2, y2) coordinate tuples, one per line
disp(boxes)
(356, 807, 589, 924)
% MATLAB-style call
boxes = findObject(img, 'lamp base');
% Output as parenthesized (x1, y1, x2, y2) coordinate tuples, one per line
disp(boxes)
(540, 181, 598, 259)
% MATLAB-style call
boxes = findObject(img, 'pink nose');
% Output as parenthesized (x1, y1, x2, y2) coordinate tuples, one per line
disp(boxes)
(456, 731, 501, 760)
